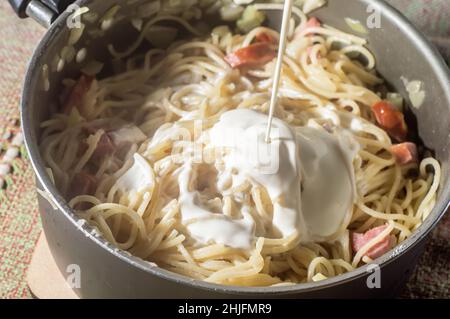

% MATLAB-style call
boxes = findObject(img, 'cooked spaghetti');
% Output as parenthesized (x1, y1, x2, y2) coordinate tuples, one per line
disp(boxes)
(39, 1, 441, 286)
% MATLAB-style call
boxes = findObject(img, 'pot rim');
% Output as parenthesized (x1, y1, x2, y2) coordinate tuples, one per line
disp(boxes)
(20, 0, 450, 296)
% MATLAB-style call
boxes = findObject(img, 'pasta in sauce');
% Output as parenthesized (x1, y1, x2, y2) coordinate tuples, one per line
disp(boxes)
(40, 2, 440, 286)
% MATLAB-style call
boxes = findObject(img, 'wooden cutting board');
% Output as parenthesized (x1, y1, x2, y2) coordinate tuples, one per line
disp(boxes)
(27, 233, 79, 299)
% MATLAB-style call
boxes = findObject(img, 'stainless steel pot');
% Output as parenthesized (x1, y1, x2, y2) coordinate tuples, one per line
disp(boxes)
(11, 0, 450, 298)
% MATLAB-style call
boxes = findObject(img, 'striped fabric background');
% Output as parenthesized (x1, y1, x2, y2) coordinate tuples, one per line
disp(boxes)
(0, 0, 448, 299)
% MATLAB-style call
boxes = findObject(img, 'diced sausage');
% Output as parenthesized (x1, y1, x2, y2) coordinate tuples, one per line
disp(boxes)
(255, 32, 276, 44)
(80, 125, 146, 162)
(390, 142, 418, 165)
(372, 101, 408, 141)
(297, 17, 322, 36)
(352, 224, 396, 259)
(91, 133, 115, 162)
(225, 43, 277, 68)
(62, 74, 94, 115)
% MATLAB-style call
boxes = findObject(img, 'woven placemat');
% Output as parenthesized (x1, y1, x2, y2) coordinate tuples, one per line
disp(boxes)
(0, 3, 45, 298)
(0, 0, 448, 299)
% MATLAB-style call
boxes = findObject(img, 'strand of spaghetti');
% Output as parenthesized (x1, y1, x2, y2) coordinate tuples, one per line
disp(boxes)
(385, 165, 402, 215)
(286, 255, 308, 277)
(242, 27, 281, 47)
(340, 45, 376, 70)
(307, 257, 336, 281)
(330, 259, 354, 273)
(416, 158, 441, 220)
(108, 15, 202, 59)
(356, 202, 419, 223)
(205, 238, 265, 283)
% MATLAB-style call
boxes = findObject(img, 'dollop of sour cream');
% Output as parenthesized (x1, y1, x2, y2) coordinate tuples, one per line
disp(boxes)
(174, 109, 359, 249)
(177, 161, 256, 249)
(208, 110, 306, 242)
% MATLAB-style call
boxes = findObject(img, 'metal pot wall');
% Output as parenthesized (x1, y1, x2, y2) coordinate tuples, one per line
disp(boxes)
(10, 0, 450, 298)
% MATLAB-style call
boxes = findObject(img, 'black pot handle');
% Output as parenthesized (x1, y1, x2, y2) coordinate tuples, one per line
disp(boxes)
(41, 0, 77, 15)
(8, 0, 30, 18)
(8, 0, 76, 26)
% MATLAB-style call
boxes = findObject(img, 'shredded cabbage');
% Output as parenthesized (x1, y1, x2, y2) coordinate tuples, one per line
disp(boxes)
(386, 93, 404, 111)
(220, 4, 244, 21)
(212, 25, 231, 37)
(237, 5, 266, 33)
(68, 107, 83, 127)
(81, 60, 104, 76)
(345, 17, 368, 34)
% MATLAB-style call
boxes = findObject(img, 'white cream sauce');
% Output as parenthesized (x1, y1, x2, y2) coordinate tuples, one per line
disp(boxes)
(177, 161, 256, 249)
(174, 109, 359, 249)
(295, 127, 358, 240)
(116, 153, 154, 194)
(208, 109, 305, 241)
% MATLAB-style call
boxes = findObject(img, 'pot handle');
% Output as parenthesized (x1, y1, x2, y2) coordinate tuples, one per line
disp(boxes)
(8, 0, 76, 27)
(8, 0, 29, 18)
